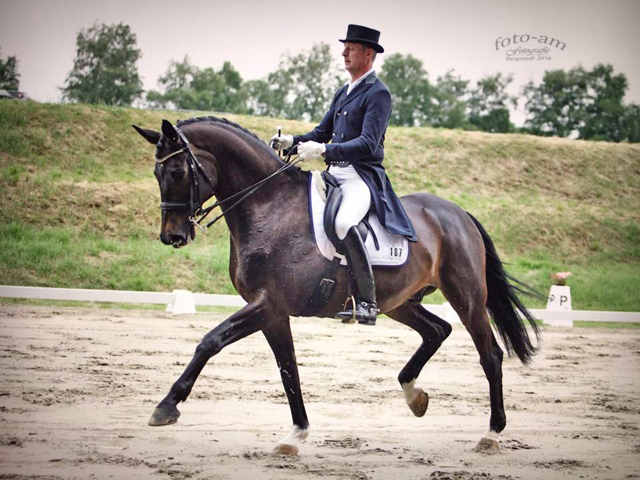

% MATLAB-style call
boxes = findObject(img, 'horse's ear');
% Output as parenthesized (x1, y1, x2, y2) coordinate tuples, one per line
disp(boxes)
(161, 119, 180, 143)
(132, 125, 161, 145)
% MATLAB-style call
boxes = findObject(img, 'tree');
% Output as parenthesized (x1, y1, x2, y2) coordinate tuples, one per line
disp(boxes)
(0, 48, 20, 90)
(468, 73, 518, 133)
(522, 64, 632, 142)
(146, 57, 196, 108)
(579, 64, 628, 142)
(622, 104, 640, 143)
(216, 61, 247, 113)
(285, 43, 344, 121)
(189, 62, 246, 112)
(62, 22, 142, 106)
(379, 53, 432, 126)
(147, 57, 247, 113)
(245, 73, 291, 118)
(245, 43, 344, 121)
(522, 67, 588, 137)
(431, 70, 471, 129)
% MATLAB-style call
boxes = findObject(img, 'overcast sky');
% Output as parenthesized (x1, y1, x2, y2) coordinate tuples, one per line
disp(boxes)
(1, 0, 639, 125)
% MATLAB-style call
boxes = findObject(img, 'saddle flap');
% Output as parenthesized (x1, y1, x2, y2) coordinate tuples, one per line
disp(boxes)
(320, 171, 371, 253)
(321, 171, 344, 253)
(310, 172, 408, 267)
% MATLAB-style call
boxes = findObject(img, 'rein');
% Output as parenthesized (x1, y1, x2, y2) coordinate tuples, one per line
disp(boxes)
(157, 128, 300, 232)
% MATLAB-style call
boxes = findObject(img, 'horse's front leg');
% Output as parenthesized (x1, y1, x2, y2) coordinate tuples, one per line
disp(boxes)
(262, 321, 309, 456)
(149, 297, 270, 426)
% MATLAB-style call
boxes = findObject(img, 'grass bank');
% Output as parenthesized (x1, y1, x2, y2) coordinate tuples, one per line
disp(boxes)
(1, 101, 638, 311)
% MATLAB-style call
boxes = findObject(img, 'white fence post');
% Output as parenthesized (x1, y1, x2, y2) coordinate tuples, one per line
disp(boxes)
(545, 285, 574, 327)
(165, 289, 196, 315)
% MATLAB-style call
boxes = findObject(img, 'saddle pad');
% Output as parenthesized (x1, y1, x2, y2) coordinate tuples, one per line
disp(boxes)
(309, 173, 409, 267)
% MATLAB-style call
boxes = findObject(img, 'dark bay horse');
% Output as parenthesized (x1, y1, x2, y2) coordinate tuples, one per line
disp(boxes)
(133, 117, 539, 455)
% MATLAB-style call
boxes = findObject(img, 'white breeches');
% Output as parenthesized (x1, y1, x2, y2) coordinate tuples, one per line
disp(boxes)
(329, 165, 372, 240)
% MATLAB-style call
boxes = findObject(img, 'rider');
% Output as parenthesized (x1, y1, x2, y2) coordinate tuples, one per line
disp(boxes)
(271, 24, 417, 326)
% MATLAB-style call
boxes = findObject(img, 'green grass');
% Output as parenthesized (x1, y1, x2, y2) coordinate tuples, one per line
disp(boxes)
(503, 253, 640, 311)
(0, 223, 235, 294)
(0, 101, 638, 312)
(573, 321, 640, 329)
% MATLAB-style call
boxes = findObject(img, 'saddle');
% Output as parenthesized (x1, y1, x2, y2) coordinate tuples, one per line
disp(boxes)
(299, 171, 410, 316)
(319, 171, 379, 255)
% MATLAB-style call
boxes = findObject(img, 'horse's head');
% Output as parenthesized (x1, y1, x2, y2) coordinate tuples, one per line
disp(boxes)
(133, 120, 218, 248)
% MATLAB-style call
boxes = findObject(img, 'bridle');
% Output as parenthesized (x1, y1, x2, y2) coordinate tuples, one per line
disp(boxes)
(156, 127, 300, 232)
(156, 128, 215, 222)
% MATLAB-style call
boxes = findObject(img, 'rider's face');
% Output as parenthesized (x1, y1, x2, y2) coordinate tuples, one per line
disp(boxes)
(342, 43, 372, 79)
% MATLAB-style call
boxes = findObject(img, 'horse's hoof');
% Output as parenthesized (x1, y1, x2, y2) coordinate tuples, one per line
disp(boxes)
(272, 444, 299, 456)
(475, 437, 500, 454)
(408, 388, 429, 417)
(148, 406, 180, 426)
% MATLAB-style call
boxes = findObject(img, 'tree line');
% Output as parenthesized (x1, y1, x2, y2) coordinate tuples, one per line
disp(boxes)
(2, 22, 638, 143)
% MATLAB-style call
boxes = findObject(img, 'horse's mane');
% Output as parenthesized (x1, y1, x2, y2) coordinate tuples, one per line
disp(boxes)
(177, 116, 265, 144)
(176, 116, 306, 179)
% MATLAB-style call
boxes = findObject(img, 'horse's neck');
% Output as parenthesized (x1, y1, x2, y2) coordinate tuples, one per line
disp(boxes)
(201, 127, 307, 239)
(212, 145, 278, 200)
(222, 165, 308, 245)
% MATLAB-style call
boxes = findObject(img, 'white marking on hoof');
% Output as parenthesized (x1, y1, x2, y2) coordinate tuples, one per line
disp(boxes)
(475, 430, 500, 454)
(402, 380, 419, 404)
(273, 425, 309, 456)
(402, 380, 429, 417)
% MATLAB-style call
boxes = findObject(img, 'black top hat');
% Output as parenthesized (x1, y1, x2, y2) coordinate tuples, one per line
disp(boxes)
(339, 24, 384, 53)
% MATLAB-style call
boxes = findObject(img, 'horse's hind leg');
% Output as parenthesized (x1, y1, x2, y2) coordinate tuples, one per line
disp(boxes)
(464, 310, 505, 453)
(445, 286, 505, 453)
(149, 299, 269, 427)
(386, 301, 452, 417)
(262, 320, 309, 456)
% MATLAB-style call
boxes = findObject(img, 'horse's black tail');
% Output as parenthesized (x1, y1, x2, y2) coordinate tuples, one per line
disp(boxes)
(466, 212, 542, 364)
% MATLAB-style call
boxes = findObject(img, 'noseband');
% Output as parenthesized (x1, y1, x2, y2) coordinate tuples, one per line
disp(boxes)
(156, 128, 301, 232)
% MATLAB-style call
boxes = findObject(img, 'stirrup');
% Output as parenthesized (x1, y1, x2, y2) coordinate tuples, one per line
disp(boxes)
(336, 296, 378, 326)
(339, 295, 357, 324)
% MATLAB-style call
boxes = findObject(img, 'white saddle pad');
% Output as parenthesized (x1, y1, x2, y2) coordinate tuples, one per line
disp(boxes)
(309, 173, 409, 266)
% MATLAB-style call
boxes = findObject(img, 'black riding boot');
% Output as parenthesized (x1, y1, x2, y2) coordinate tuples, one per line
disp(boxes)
(335, 226, 379, 325)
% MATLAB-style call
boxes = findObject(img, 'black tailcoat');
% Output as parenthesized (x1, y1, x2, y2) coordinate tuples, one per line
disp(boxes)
(293, 72, 417, 241)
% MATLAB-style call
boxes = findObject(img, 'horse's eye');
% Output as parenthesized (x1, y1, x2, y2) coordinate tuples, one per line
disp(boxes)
(170, 169, 186, 180)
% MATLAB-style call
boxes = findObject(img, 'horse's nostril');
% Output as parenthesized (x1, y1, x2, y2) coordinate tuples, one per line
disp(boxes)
(169, 234, 185, 245)
(160, 232, 185, 246)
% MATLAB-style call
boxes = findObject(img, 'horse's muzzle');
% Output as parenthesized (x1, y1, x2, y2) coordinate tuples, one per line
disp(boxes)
(161, 232, 186, 248)
(160, 226, 194, 248)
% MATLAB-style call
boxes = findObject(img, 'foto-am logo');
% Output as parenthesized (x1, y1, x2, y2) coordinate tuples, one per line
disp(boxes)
(495, 34, 567, 51)
(495, 34, 566, 62)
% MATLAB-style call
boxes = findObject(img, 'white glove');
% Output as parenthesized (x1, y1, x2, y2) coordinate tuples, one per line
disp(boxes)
(269, 133, 293, 151)
(297, 141, 326, 161)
